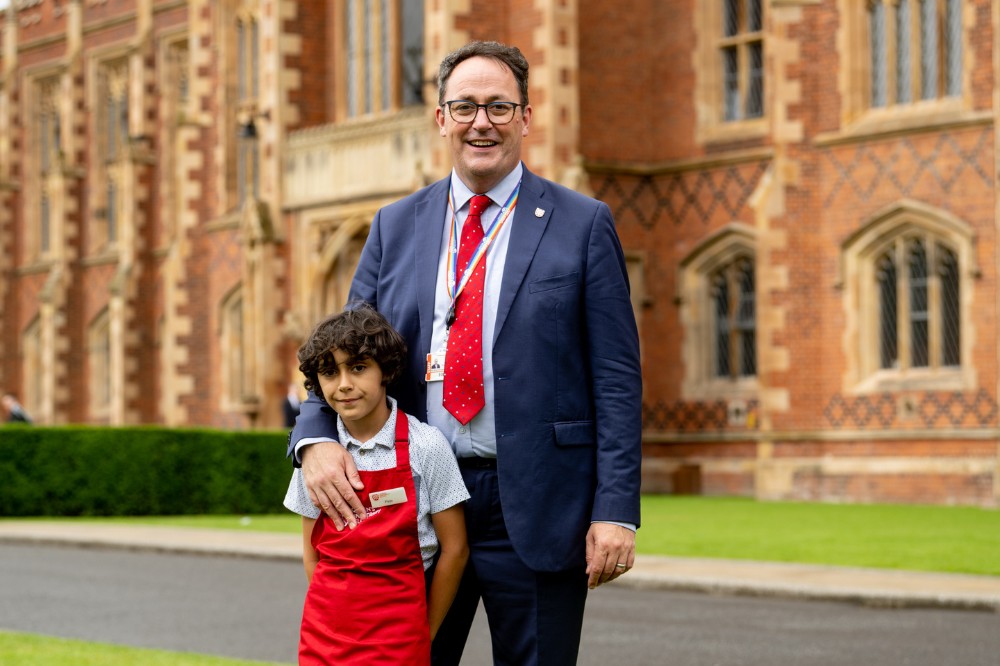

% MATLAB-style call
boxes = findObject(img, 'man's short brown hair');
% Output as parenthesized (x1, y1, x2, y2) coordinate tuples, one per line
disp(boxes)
(437, 40, 530, 106)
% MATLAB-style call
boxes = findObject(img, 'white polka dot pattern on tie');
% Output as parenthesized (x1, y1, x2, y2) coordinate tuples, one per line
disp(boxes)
(443, 194, 491, 424)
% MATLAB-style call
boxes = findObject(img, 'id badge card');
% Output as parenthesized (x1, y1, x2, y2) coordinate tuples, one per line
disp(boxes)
(426, 351, 446, 382)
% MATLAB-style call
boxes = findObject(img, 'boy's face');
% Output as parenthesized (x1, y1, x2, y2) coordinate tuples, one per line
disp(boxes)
(318, 349, 389, 438)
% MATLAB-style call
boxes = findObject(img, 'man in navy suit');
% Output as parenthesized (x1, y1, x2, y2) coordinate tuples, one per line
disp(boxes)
(288, 41, 642, 665)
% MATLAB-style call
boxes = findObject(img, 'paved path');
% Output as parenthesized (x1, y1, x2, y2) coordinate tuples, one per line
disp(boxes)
(7, 542, 1000, 666)
(1, 520, 998, 613)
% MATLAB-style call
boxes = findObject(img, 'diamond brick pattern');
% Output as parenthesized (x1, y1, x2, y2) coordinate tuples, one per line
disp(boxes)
(593, 161, 770, 229)
(823, 389, 997, 428)
(821, 128, 992, 207)
(207, 230, 242, 274)
(642, 399, 759, 432)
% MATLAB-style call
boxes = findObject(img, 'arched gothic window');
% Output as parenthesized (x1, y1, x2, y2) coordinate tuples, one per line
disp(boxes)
(840, 201, 974, 392)
(874, 236, 960, 371)
(678, 224, 758, 399)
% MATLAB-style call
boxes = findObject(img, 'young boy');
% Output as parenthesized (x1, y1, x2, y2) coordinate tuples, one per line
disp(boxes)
(284, 306, 469, 666)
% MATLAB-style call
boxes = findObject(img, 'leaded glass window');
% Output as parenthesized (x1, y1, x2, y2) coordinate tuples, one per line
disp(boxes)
(875, 235, 960, 372)
(721, 0, 764, 122)
(344, 0, 425, 118)
(35, 77, 60, 260)
(711, 256, 756, 378)
(868, 0, 963, 108)
(877, 252, 898, 369)
(939, 246, 960, 366)
(870, 2, 887, 107)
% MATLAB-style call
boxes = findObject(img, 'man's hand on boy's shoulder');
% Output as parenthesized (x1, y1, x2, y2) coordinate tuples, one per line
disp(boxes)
(301, 441, 367, 531)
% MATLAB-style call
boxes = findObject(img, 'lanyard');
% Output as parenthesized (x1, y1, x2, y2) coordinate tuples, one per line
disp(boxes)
(445, 182, 520, 328)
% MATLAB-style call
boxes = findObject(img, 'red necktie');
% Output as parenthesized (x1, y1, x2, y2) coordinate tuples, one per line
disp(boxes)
(444, 194, 491, 424)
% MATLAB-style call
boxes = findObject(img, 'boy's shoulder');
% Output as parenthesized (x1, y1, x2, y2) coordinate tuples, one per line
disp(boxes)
(401, 413, 454, 462)
(403, 413, 448, 447)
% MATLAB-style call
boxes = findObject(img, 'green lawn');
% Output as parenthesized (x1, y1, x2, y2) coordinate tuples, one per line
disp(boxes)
(637, 496, 1000, 576)
(0, 631, 286, 666)
(7, 496, 1000, 575)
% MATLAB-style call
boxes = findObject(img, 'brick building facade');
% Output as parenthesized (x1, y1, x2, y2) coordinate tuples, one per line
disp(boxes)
(1, 0, 997, 506)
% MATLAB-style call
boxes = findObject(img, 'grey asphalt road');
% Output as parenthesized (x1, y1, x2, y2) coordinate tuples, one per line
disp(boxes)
(1, 543, 998, 665)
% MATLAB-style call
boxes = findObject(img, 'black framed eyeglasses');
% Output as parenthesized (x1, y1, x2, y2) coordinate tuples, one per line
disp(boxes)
(443, 100, 523, 125)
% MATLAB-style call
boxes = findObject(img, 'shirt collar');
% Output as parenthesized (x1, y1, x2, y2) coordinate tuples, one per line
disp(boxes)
(450, 162, 523, 213)
(336, 396, 399, 451)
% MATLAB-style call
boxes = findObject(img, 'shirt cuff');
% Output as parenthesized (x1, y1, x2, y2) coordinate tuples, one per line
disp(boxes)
(293, 437, 339, 464)
(592, 520, 636, 532)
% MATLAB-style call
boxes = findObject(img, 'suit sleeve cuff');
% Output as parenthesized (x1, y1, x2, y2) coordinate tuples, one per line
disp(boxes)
(293, 437, 339, 464)
(592, 520, 636, 532)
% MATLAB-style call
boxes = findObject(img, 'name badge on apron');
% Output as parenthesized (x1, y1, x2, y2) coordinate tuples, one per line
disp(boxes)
(370, 487, 407, 508)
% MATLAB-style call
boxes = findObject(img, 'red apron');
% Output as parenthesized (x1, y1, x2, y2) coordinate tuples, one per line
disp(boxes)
(299, 413, 430, 665)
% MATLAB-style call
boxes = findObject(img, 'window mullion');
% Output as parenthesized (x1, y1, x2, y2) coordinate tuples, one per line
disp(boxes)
(945, 0, 962, 96)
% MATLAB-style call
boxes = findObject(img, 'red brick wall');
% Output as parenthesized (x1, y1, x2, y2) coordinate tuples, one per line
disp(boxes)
(586, 0, 998, 505)
(285, 0, 329, 130)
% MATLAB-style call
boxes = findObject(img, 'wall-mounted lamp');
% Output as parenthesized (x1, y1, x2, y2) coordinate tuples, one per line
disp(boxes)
(238, 109, 271, 140)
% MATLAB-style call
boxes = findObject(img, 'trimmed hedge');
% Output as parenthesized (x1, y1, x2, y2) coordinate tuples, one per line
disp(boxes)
(0, 426, 293, 516)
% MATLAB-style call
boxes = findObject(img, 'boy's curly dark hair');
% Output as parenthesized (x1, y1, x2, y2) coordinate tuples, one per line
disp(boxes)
(297, 304, 407, 399)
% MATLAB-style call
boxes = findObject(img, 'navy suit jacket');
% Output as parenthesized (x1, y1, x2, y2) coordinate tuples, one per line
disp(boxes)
(290, 166, 642, 572)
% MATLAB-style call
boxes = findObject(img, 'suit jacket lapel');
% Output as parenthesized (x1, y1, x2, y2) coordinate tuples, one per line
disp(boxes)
(415, 178, 450, 356)
(494, 169, 549, 344)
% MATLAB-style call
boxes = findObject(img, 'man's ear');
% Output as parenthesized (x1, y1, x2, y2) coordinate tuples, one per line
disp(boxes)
(520, 103, 532, 137)
(435, 106, 447, 136)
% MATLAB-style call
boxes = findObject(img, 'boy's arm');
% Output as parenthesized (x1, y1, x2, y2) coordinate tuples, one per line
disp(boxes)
(301, 517, 319, 582)
(427, 505, 469, 640)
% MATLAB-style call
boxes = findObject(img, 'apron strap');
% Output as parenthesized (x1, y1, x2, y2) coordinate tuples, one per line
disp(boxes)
(393, 410, 411, 469)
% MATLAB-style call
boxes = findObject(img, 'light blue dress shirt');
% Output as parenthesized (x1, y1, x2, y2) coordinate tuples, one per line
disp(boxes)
(425, 165, 522, 459)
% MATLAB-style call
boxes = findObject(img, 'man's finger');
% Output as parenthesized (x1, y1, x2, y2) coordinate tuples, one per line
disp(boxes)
(327, 492, 357, 530)
(331, 479, 363, 525)
(315, 488, 346, 531)
(344, 456, 364, 491)
(587, 551, 609, 589)
(335, 457, 366, 518)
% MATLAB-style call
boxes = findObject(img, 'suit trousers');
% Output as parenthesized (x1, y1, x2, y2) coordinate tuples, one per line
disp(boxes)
(432, 465, 589, 666)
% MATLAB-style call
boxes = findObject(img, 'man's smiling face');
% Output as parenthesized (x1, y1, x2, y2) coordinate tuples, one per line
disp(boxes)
(435, 56, 532, 194)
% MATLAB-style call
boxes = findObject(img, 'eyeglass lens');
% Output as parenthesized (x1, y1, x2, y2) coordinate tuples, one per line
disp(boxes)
(448, 102, 518, 124)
